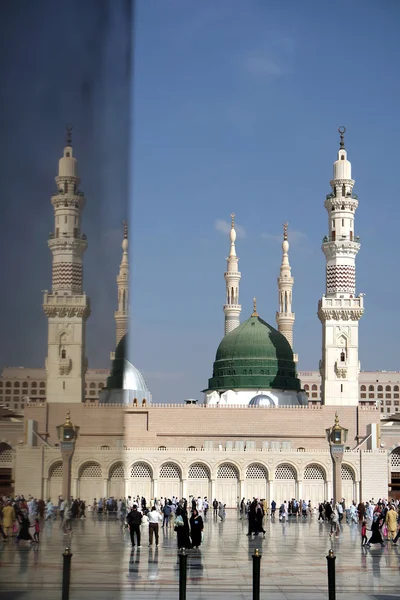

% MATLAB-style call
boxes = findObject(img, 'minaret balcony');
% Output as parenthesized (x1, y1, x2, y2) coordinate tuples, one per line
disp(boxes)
(59, 357, 72, 375)
(223, 304, 241, 310)
(335, 362, 347, 379)
(323, 234, 360, 243)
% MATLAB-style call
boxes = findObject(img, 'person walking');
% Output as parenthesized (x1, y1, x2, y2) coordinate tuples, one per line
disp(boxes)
(361, 520, 368, 546)
(15, 511, 34, 544)
(2, 502, 15, 539)
(33, 518, 40, 544)
(212, 499, 218, 518)
(127, 505, 142, 548)
(175, 502, 191, 550)
(366, 512, 385, 548)
(148, 506, 162, 546)
(385, 504, 398, 545)
(162, 502, 171, 528)
(190, 509, 204, 548)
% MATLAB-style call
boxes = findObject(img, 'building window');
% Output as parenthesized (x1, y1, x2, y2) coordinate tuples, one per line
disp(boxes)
(312, 384, 317, 391)
(368, 385, 374, 391)
(360, 385, 366, 392)
(394, 394, 399, 399)
(368, 393, 374, 399)
(14, 381, 20, 388)
(377, 385, 383, 392)
(31, 382, 37, 388)
(5, 396, 11, 402)
(89, 390, 96, 396)
(13, 390, 19, 396)
(360, 393, 366, 399)
(304, 384, 309, 390)
(386, 400, 391, 405)
(22, 382, 28, 388)
(394, 401, 399, 406)
(386, 385, 391, 392)
(0, 382, 2, 387)
(312, 393, 318, 398)
(386, 394, 391, 399)
(61, 349, 66, 359)
(341, 384, 343, 393)
(378, 393, 383, 399)
(90, 382, 96, 389)
(98, 383, 104, 389)
(5, 382, 11, 388)
(394, 385, 399, 392)
(39, 382, 45, 389)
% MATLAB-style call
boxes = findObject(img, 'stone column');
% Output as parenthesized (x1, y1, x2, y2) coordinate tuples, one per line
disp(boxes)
(297, 479, 303, 500)
(43, 478, 49, 501)
(211, 479, 216, 501)
(124, 479, 130, 498)
(182, 479, 187, 499)
(325, 480, 332, 501)
(103, 479, 109, 497)
(269, 479, 274, 505)
(354, 480, 360, 504)
(73, 478, 79, 499)
(153, 479, 158, 498)
(239, 479, 245, 501)
(61, 453, 73, 501)
(333, 459, 342, 505)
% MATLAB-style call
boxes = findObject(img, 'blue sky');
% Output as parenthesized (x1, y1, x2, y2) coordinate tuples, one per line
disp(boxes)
(130, 0, 400, 401)
(1, 1, 399, 403)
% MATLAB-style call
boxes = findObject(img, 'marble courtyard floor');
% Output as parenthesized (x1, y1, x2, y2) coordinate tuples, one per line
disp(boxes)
(0, 513, 399, 600)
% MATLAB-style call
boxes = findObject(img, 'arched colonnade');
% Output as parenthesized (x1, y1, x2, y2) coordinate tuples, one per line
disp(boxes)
(45, 458, 360, 508)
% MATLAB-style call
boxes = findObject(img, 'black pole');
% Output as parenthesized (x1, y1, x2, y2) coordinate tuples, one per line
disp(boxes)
(62, 547, 73, 600)
(252, 548, 262, 600)
(179, 550, 187, 600)
(326, 549, 336, 600)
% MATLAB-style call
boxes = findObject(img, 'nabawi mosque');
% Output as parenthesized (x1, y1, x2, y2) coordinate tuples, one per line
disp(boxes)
(1, 128, 400, 508)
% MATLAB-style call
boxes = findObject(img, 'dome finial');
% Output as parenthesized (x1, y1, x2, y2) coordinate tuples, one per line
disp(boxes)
(123, 220, 128, 239)
(231, 213, 235, 228)
(283, 221, 288, 241)
(66, 123, 73, 147)
(252, 297, 258, 317)
(338, 126, 346, 149)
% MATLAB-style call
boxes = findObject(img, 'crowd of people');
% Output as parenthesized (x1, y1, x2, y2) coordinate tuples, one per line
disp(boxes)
(1, 493, 399, 551)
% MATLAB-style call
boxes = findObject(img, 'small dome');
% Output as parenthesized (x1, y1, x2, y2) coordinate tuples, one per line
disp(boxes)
(123, 360, 150, 393)
(249, 394, 275, 407)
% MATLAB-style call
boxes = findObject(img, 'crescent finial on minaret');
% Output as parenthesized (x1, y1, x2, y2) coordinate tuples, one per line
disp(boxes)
(231, 213, 235, 228)
(283, 222, 288, 241)
(252, 297, 258, 317)
(123, 220, 128, 239)
(338, 126, 346, 149)
(66, 124, 73, 147)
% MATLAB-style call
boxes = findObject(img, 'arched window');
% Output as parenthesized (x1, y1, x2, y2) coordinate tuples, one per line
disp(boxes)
(360, 385, 366, 392)
(89, 382, 96, 389)
(304, 384, 309, 390)
(188, 446, 196, 451)
(5, 382, 11, 388)
(368, 385, 374, 391)
(394, 385, 399, 392)
(377, 385, 383, 392)
(61, 349, 66, 359)
(31, 382, 37, 388)
(312, 384, 317, 391)
(14, 382, 20, 388)
(386, 385, 391, 392)
(340, 351, 345, 362)
(22, 382, 28, 388)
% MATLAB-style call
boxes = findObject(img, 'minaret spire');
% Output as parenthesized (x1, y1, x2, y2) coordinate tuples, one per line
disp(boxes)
(115, 220, 129, 346)
(223, 213, 242, 335)
(42, 129, 90, 403)
(276, 222, 295, 350)
(318, 127, 364, 406)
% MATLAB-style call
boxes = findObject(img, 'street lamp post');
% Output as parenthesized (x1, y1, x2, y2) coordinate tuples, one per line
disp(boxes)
(57, 412, 79, 501)
(326, 413, 348, 505)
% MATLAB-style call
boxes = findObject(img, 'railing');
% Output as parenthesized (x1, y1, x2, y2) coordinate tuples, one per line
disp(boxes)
(322, 235, 360, 243)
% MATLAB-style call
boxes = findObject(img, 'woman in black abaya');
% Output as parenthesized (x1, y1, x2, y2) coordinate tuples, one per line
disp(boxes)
(189, 509, 204, 548)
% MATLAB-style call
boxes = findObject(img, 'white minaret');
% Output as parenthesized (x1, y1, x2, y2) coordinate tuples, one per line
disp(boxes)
(43, 127, 90, 403)
(318, 127, 364, 406)
(276, 222, 295, 349)
(114, 221, 129, 346)
(223, 213, 242, 335)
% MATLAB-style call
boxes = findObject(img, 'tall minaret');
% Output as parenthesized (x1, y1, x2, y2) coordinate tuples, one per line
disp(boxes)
(223, 213, 242, 335)
(275, 222, 295, 348)
(114, 221, 129, 346)
(43, 126, 90, 403)
(318, 127, 364, 406)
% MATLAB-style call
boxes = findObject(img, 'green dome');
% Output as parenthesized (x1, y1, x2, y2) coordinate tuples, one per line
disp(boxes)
(206, 314, 301, 392)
